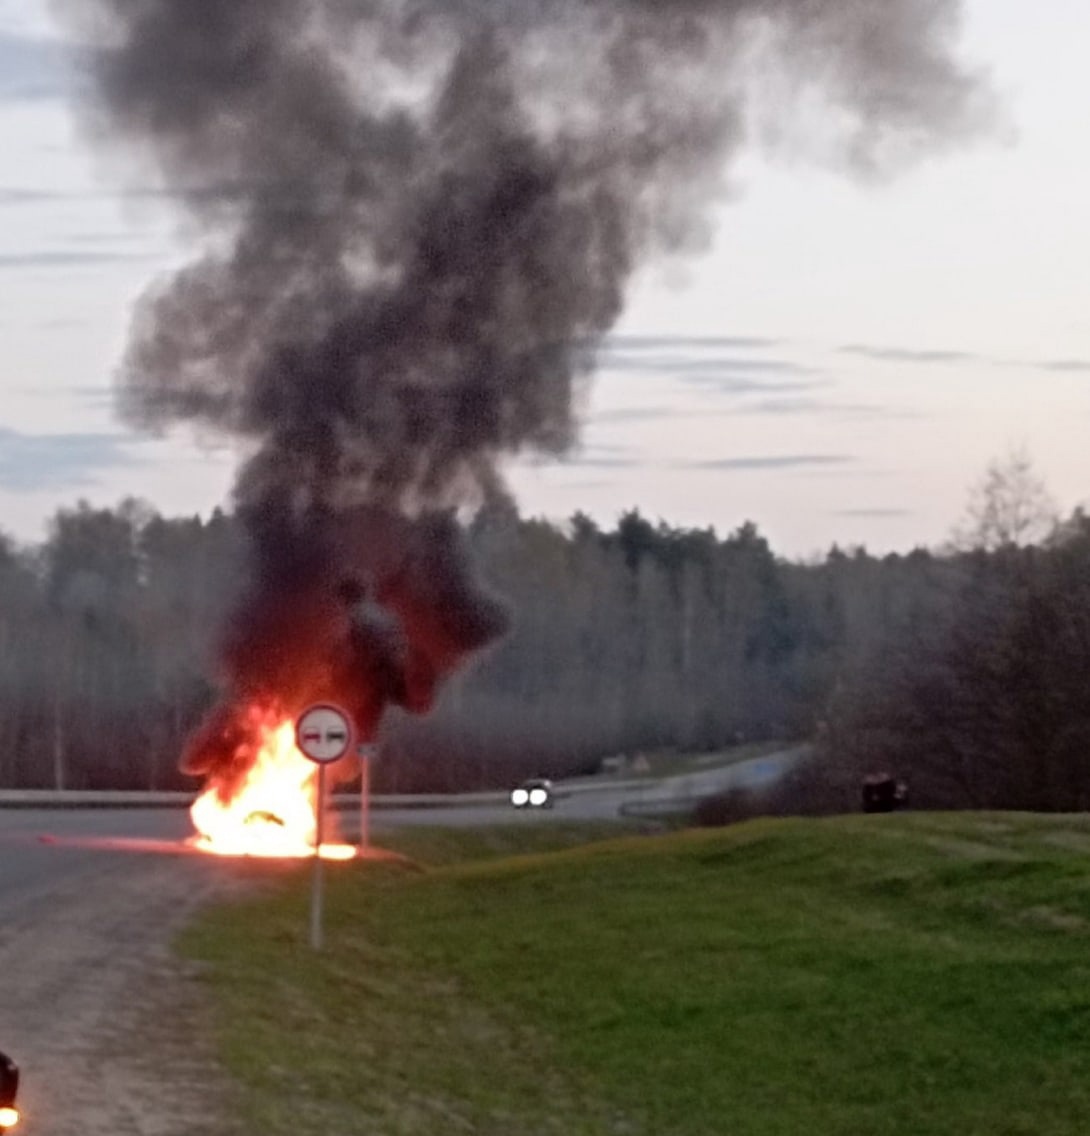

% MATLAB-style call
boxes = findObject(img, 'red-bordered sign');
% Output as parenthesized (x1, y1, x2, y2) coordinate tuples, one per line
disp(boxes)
(294, 703, 356, 765)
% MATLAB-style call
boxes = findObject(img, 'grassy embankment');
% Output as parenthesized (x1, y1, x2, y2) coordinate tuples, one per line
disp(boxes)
(182, 813, 1090, 1135)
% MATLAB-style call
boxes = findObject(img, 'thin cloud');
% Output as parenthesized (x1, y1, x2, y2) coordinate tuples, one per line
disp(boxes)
(0, 428, 137, 491)
(0, 187, 70, 206)
(0, 185, 185, 209)
(735, 397, 927, 420)
(576, 442, 632, 455)
(833, 508, 914, 518)
(1039, 359, 1090, 373)
(0, 187, 117, 208)
(0, 249, 159, 269)
(599, 350, 817, 377)
(674, 358, 818, 375)
(734, 397, 828, 415)
(63, 229, 158, 246)
(678, 454, 856, 471)
(564, 456, 641, 469)
(591, 390, 896, 425)
(557, 479, 612, 491)
(590, 402, 744, 424)
(594, 333, 817, 386)
(559, 445, 643, 469)
(842, 344, 1090, 374)
(840, 344, 979, 364)
(35, 316, 85, 330)
(69, 387, 114, 409)
(523, 442, 644, 470)
(14, 386, 113, 408)
(680, 378, 828, 403)
(607, 334, 782, 352)
(589, 406, 681, 425)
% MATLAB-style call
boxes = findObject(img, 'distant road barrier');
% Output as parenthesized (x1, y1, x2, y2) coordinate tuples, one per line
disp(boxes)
(0, 788, 509, 810)
(0, 790, 196, 809)
(0, 777, 648, 810)
(0, 748, 809, 811)
(617, 745, 813, 819)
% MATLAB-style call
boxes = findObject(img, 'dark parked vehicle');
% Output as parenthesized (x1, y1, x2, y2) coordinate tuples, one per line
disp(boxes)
(862, 772, 908, 813)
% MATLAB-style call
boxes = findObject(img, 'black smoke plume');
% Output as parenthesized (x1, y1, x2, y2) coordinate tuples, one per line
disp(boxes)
(55, 0, 991, 790)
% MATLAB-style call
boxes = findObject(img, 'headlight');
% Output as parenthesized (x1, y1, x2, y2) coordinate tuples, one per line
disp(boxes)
(529, 788, 549, 807)
(0, 1105, 19, 1128)
(510, 788, 529, 806)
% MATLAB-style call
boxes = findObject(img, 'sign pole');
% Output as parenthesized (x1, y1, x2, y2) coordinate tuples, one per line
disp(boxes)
(295, 701, 355, 953)
(359, 747, 370, 850)
(310, 762, 326, 951)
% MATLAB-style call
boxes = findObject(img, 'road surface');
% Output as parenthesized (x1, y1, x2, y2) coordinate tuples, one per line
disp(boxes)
(0, 813, 250, 1136)
(0, 746, 805, 1134)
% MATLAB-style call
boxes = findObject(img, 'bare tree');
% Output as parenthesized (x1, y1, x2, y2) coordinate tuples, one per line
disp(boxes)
(951, 445, 1057, 551)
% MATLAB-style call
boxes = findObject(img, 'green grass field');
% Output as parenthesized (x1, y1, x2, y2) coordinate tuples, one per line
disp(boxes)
(182, 813, 1090, 1135)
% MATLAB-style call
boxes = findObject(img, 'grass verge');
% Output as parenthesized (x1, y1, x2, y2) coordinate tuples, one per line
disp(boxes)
(182, 812, 1090, 1135)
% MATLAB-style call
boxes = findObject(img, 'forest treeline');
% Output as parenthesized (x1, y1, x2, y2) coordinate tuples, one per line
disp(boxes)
(1, 465, 1088, 805)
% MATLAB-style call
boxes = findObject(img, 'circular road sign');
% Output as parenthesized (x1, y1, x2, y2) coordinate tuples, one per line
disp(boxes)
(295, 703, 356, 765)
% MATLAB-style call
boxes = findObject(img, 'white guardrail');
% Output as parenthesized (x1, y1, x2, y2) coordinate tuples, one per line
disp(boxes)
(0, 750, 810, 811)
(0, 780, 638, 810)
(0, 789, 505, 809)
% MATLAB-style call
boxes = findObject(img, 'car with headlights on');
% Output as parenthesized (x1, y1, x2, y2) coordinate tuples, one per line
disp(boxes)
(510, 778, 554, 809)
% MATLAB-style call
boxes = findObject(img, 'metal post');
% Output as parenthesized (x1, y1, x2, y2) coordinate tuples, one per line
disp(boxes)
(359, 750, 370, 850)
(310, 763, 326, 951)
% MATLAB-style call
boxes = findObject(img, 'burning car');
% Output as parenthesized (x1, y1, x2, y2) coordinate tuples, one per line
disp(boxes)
(510, 778, 554, 809)
(0, 1051, 19, 1132)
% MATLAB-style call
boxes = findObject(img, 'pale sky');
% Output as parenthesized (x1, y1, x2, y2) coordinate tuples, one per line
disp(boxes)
(0, 0, 1087, 558)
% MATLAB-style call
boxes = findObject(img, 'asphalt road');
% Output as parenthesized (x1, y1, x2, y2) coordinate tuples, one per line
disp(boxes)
(0, 812, 245, 1136)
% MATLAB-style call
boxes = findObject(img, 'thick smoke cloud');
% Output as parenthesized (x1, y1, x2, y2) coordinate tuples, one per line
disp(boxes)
(60, 0, 991, 504)
(54, 0, 990, 790)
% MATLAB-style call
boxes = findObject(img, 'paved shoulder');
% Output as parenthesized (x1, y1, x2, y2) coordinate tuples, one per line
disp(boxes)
(0, 849, 246, 1136)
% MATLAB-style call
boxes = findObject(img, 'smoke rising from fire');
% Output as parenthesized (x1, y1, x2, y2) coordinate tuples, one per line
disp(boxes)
(55, 0, 991, 790)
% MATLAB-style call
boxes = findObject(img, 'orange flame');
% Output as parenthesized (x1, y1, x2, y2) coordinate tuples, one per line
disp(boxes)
(190, 711, 356, 860)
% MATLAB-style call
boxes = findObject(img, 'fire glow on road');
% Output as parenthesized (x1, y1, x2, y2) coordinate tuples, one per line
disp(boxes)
(190, 710, 356, 861)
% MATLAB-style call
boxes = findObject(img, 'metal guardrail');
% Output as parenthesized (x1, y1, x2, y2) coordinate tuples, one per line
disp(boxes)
(0, 788, 509, 810)
(617, 746, 814, 819)
(551, 777, 648, 796)
(0, 747, 810, 812)
(0, 778, 644, 810)
(0, 790, 195, 809)
(355, 791, 508, 809)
